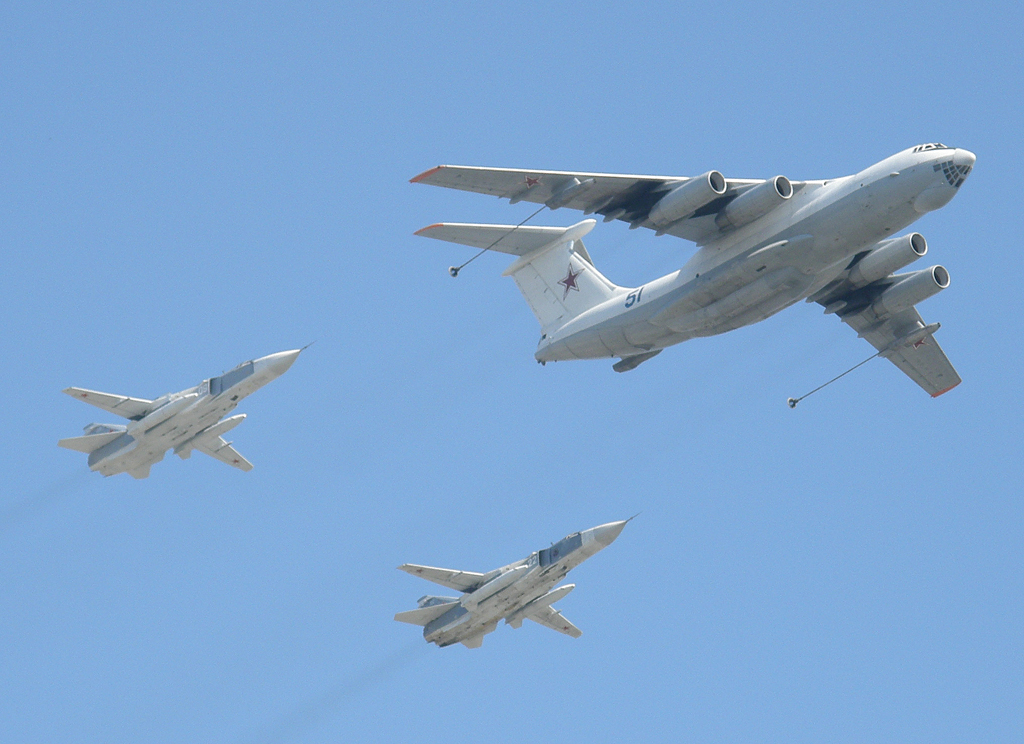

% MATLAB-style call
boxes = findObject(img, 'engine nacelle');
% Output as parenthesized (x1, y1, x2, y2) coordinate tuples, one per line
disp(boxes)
(870, 265, 949, 317)
(715, 175, 792, 230)
(648, 170, 727, 227)
(848, 233, 928, 287)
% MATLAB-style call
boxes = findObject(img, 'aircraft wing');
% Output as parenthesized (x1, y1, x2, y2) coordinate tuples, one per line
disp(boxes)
(63, 387, 154, 420)
(398, 564, 486, 592)
(411, 164, 819, 245)
(834, 305, 961, 397)
(525, 605, 583, 638)
(415, 222, 593, 259)
(194, 436, 254, 472)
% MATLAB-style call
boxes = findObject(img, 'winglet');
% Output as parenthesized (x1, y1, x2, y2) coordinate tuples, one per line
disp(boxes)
(410, 166, 444, 184)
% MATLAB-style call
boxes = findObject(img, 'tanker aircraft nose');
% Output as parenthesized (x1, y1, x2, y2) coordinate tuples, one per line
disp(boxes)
(254, 349, 301, 379)
(953, 148, 976, 168)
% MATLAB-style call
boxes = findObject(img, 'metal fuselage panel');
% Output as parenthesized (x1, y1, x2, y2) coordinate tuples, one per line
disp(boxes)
(536, 148, 964, 362)
(424, 535, 600, 647)
(88, 367, 274, 476)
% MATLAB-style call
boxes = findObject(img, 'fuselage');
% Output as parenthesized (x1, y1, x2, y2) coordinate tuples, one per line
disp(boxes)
(423, 521, 623, 647)
(536, 145, 975, 363)
(86, 351, 298, 476)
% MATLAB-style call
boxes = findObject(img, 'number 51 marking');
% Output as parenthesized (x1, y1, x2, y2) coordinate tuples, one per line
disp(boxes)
(625, 286, 644, 308)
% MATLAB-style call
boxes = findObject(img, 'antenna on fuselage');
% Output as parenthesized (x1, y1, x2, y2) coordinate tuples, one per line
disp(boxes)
(787, 323, 941, 408)
(447, 205, 547, 278)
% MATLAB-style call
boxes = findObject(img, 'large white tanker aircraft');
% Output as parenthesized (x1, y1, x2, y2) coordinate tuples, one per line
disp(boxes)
(413, 144, 974, 397)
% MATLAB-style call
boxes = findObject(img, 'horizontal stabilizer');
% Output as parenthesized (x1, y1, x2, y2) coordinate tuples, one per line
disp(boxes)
(398, 564, 486, 592)
(415, 220, 595, 259)
(526, 605, 582, 638)
(195, 436, 253, 472)
(57, 430, 124, 453)
(63, 387, 153, 420)
(394, 601, 459, 627)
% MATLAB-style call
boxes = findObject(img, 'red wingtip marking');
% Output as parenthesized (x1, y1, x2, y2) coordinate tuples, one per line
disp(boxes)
(931, 381, 962, 398)
(410, 166, 444, 183)
(414, 223, 445, 236)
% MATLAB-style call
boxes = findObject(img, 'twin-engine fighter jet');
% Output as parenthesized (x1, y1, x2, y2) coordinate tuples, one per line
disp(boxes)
(58, 349, 303, 479)
(413, 144, 974, 396)
(395, 519, 628, 648)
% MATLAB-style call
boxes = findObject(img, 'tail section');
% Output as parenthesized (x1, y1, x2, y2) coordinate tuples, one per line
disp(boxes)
(58, 423, 128, 454)
(416, 219, 625, 333)
(394, 595, 460, 626)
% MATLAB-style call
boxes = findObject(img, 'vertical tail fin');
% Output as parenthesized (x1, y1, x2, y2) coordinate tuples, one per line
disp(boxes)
(416, 219, 624, 334)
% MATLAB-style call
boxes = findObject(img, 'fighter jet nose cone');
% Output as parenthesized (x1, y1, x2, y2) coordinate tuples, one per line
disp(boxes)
(953, 148, 976, 167)
(259, 349, 301, 378)
(592, 520, 628, 547)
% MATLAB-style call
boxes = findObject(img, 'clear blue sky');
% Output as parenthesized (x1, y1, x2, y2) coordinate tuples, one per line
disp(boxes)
(2, 2, 1021, 742)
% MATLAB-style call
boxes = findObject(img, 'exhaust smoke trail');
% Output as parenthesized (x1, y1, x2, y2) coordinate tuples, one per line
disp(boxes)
(246, 640, 431, 744)
(0, 469, 93, 536)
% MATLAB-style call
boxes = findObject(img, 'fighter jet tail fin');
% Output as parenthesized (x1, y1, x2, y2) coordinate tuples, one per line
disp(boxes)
(416, 219, 627, 334)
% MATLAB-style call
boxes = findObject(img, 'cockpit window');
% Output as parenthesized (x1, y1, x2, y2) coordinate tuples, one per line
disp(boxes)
(912, 143, 949, 153)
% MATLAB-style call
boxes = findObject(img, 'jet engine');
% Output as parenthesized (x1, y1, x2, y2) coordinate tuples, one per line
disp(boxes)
(648, 170, 727, 227)
(870, 265, 949, 317)
(848, 233, 928, 287)
(715, 175, 792, 230)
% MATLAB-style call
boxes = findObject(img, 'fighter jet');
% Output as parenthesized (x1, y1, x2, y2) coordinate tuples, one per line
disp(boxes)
(395, 519, 628, 648)
(58, 349, 302, 479)
(413, 144, 975, 396)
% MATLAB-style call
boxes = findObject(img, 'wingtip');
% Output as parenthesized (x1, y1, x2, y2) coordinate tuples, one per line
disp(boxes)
(931, 380, 962, 398)
(414, 223, 445, 236)
(410, 165, 444, 183)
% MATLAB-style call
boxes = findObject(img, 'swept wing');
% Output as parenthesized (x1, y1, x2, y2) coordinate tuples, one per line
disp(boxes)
(411, 164, 819, 245)
(812, 259, 961, 396)
(415, 222, 594, 263)
(526, 605, 582, 638)
(835, 306, 960, 396)
(63, 387, 153, 420)
(194, 436, 253, 472)
(398, 564, 486, 592)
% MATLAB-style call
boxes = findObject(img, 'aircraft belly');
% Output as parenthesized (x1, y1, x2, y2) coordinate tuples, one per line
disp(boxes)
(663, 268, 806, 334)
(564, 331, 615, 360)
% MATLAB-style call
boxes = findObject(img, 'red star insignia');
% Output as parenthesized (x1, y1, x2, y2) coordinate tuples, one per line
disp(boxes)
(232, 458, 240, 464)
(913, 338, 927, 348)
(558, 264, 583, 300)
(525, 176, 540, 187)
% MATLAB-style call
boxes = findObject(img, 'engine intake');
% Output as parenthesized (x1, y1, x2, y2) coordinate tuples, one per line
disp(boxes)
(715, 175, 792, 230)
(648, 171, 726, 227)
(848, 233, 927, 287)
(870, 265, 949, 317)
